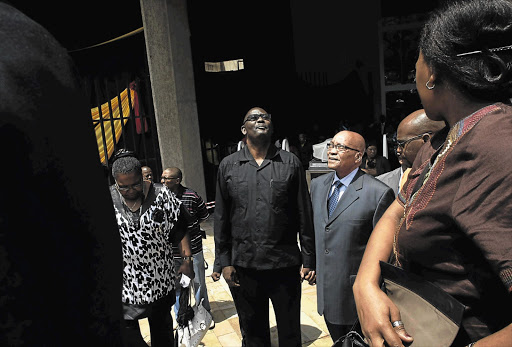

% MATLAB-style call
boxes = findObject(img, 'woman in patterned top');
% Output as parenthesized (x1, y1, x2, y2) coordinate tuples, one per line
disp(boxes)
(353, 1, 512, 346)
(110, 150, 194, 346)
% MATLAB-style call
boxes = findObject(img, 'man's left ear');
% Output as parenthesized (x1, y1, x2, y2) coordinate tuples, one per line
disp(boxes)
(356, 152, 362, 162)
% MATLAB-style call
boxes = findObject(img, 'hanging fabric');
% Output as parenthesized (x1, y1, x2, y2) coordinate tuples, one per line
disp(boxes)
(92, 83, 138, 164)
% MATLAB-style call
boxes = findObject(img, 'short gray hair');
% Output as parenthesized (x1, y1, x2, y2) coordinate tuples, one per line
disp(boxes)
(112, 156, 141, 178)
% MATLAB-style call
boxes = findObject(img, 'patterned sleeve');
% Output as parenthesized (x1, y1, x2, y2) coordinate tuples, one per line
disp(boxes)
(160, 188, 183, 243)
(452, 112, 512, 292)
(397, 138, 438, 208)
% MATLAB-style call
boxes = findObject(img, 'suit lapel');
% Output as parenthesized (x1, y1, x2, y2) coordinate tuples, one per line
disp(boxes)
(327, 170, 364, 225)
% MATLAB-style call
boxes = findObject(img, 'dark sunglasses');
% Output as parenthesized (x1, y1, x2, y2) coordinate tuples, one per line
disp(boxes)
(243, 113, 271, 124)
(394, 132, 432, 149)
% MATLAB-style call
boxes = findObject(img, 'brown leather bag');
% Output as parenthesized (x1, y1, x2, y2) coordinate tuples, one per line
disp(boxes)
(380, 261, 465, 346)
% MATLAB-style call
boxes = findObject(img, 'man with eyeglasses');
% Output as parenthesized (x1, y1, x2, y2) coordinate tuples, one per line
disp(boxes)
(309, 131, 394, 343)
(161, 167, 213, 327)
(377, 109, 445, 196)
(109, 150, 194, 346)
(215, 107, 316, 346)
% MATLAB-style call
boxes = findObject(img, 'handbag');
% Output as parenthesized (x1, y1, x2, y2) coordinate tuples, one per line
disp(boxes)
(380, 261, 465, 346)
(332, 320, 369, 347)
(175, 280, 213, 347)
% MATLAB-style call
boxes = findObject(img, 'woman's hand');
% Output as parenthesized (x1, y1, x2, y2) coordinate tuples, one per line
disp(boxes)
(178, 259, 195, 279)
(354, 282, 413, 347)
(352, 200, 411, 346)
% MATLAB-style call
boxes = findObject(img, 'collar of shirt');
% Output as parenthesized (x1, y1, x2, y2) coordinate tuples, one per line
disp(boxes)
(329, 167, 359, 199)
(239, 144, 280, 165)
(332, 167, 359, 187)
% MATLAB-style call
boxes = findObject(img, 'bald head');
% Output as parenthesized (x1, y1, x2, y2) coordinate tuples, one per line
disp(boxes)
(337, 131, 366, 153)
(244, 107, 268, 122)
(398, 109, 445, 137)
(396, 109, 445, 169)
(327, 131, 365, 178)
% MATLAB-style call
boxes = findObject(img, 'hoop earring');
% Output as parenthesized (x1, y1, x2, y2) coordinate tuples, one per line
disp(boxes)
(426, 80, 435, 90)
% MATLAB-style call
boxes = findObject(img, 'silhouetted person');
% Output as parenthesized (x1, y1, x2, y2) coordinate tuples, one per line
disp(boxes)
(0, 3, 123, 344)
(298, 133, 313, 170)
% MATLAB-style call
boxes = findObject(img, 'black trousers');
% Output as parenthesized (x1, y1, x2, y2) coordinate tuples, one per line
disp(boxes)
(325, 319, 353, 344)
(122, 294, 174, 347)
(234, 265, 302, 347)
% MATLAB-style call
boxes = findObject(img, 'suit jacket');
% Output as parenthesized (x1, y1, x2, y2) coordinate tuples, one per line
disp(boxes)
(377, 167, 401, 197)
(310, 169, 394, 324)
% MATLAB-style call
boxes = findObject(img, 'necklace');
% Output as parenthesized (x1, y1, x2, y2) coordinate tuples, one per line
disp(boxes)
(121, 196, 143, 228)
(126, 198, 140, 211)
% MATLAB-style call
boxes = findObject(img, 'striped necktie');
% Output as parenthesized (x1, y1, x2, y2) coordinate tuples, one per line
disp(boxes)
(328, 181, 343, 217)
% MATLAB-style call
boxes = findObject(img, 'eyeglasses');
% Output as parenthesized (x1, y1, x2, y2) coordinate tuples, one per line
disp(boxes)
(395, 132, 432, 150)
(115, 180, 143, 192)
(243, 113, 271, 124)
(161, 176, 179, 181)
(326, 142, 360, 153)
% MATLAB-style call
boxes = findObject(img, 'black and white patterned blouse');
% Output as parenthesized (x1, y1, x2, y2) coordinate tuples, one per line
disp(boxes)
(110, 183, 182, 305)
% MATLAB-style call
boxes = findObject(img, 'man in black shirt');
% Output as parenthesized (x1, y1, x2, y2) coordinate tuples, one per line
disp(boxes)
(214, 107, 316, 346)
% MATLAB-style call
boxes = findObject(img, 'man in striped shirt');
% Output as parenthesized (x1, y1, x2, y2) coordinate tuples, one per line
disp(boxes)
(162, 167, 212, 319)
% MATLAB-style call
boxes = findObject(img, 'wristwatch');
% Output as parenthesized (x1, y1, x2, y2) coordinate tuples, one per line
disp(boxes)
(182, 256, 193, 261)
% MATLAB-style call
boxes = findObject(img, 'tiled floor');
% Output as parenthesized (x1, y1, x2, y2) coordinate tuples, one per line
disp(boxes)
(139, 219, 333, 346)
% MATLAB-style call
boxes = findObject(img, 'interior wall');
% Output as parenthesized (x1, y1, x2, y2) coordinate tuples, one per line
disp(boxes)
(290, 1, 382, 119)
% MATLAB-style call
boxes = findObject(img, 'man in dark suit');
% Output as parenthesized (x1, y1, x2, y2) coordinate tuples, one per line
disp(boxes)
(310, 131, 394, 342)
(377, 109, 445, 196)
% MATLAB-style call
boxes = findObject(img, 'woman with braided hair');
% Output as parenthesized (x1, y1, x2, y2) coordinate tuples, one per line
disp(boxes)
(353, 1, 512, 346)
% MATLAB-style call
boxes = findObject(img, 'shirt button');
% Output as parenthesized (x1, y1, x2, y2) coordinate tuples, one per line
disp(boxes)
(326, 227, 330, 232)
(257, 198, 261, 201)
(325, 249, 329, 254)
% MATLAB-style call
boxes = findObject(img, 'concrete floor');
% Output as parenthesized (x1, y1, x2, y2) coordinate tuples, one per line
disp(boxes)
(139, 218, 334, 346)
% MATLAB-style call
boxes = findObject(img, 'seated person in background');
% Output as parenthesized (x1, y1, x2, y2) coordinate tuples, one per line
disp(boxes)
(359, 142, 390, 176)
(377, 109, 445, 196)
(298, 133, 314, 170)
